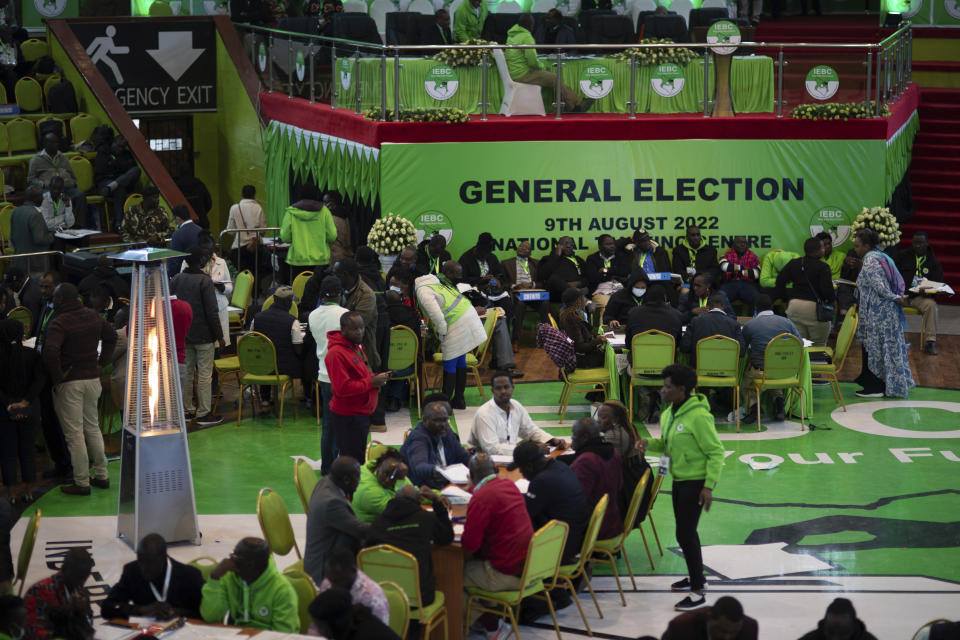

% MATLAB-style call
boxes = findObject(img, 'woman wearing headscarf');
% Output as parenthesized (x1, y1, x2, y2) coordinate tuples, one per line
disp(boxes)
(852, 228, 915, 398)
(0, 318, 44, 504)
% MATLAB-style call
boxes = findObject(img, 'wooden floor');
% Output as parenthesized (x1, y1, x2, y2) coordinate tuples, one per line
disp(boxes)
(508, 329, 960, 389)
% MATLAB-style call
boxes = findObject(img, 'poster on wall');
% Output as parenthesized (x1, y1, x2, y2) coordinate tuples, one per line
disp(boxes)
(69, 20, 217, 113)
(379, 139, 886, 261)
(131, 0, 231, 16)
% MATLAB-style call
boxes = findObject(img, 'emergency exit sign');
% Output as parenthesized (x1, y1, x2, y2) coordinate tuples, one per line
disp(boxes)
(70, 20, 217, 114)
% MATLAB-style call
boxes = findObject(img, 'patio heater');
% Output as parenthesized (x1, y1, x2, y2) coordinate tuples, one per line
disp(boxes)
(111, 248, 201, 547)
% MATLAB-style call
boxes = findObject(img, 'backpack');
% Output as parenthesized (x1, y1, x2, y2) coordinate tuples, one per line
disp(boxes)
(536, 322, 576, 374)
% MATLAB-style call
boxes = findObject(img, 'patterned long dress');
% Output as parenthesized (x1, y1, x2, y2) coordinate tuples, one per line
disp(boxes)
(855, 250, 915, 398)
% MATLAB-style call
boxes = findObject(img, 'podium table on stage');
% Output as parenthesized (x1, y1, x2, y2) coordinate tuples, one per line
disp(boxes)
(340, 55, 774, 115)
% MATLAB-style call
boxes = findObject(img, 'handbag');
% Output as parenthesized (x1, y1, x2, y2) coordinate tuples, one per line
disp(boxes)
(235, 202, 260, 255)
(803, 258, 834, 322)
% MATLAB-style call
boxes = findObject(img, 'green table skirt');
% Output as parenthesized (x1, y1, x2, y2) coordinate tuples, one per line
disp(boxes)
(339, 55, 774, 115)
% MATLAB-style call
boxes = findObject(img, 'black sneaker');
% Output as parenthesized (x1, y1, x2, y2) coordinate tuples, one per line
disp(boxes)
(195, 414, 224, 426)
(855, 389, 883, 398)
(670, 578, 690, 592)
(674, 594, 706, 611)
(91, 477, 110, 489)
(773, 396, 786, 421)
(184, 411, 196, 420)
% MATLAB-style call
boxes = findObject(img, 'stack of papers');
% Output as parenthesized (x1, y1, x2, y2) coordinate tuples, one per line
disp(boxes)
(515, 478, 530, 494)
(438, 463, 470, 484)
(55, 228, 100, 240)
(490, 454, 513, 465)
(910, 279, 954, 295)
(440, 484, 473, 504)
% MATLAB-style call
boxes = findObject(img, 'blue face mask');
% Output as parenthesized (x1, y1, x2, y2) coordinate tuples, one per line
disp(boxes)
(389, 285, 403, 294)
(633, 287, 646, 298)
(580, 310, 589, 321)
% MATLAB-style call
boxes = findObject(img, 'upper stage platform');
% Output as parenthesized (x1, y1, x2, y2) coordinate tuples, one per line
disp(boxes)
(259, 83, 918, 146)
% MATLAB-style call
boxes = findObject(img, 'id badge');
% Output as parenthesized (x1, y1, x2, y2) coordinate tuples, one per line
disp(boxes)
(658, 455, 670, 477)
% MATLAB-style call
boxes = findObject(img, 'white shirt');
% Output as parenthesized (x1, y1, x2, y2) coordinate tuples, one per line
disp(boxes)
(469, 397, 552, 455)
(308, 303, 348, 383)
(227, 199, 266, 249)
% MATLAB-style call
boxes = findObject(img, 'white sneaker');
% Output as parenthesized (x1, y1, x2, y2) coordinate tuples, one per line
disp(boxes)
(493, 619, 515, 640)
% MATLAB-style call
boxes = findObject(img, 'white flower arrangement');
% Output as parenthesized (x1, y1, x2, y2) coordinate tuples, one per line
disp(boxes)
(367, 213, 418, 256)
(851, 206, 901, 248)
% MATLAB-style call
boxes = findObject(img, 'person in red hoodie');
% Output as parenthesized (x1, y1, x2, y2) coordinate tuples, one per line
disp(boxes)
(461, 454, 533, 632)
(324, 312, 391, 463)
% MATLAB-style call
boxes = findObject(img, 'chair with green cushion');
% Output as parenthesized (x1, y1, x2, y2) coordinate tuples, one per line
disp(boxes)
(7, 306, 32, 338)
(379, 580, 411, 639)
(14, 509, 40, 597)
(358, 543, 449, 640)
(695, 335, 742, 431)
(6, 118, 36, 155)
(628, 329, 675, 421)
(0, 84, 6, 106)
(69, 113, 99, 147)
(809, 304, 858, 412)
(294, 458, 318, 512)
(282, 569, 317, 634)
(465, 520, 568, 640)
(42, 74, 61, 102)
(592, 468, 651, 598)
(558, 365, 609, 423)
(70, 155, 109, 230)
(19, 39, 48, 63)
(388, 324, 421, 417)
(257, 487, 303, 574)
(123, 193, 143, 216)
(292, 270, 312, 301)
(229, 269, 255, 333)
(750, 332, 806, 431)
(545, 495, 608, 636)
(0, 203, 14, 255)
(431, 308, 497, 400)
(14, 77, 43, 113)
(188, 556, 218, 582)
(237, 331, 294, 427)
(211, 355, 241, 414)
(261, 294, 298, 319)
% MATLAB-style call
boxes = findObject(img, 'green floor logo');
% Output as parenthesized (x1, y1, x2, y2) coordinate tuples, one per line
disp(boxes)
(651, 63, 685, 98)
(425, 65, 459, 100)
(806, 65, 839, 100)
(579, 64, 614, 99)
(809, 206, 852, 246)
(339, 58, 352, 92)
(258, 42, 267, 72)
(706, 21, 741, 55)
(414, 211, 454, 245)
(295, 51, 305, 82)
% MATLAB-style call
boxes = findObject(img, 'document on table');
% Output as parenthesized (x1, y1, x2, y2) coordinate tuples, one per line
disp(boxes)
(438, 463, 470, 484)
(604, 332, 626, 348)
(246, 632, 321, 639)
(909, 279, 955, 295)
(802, 338, 814, 348)
(93, 622, 141, 640)
(55, 228, 99, 240)
(490, 454, 513, 465)
(440, 484, 473, 504)
(515, 478, 530, 494)
(168, 623, 244, 638)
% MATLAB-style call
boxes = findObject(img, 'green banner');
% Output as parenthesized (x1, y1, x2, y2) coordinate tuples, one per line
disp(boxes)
(22, 0, 78, 28)
(380, 139, 887, 261)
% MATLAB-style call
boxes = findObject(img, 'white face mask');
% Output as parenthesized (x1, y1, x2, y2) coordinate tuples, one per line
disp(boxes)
(389, 285, 403, 294)
(633, 287, 646, 298)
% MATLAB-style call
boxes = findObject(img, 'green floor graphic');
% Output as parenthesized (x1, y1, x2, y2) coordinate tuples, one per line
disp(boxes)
(27, 382, 960, 586)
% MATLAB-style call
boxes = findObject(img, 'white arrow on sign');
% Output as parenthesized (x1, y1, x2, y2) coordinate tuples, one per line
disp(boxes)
(146, 31, 205, 82)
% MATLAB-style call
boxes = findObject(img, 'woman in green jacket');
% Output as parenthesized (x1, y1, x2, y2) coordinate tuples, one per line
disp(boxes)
(353, 448, 414, 523)
(641, 363, 724, 612)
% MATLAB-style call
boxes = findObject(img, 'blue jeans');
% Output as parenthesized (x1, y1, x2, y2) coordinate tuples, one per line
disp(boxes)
(721, 280, 759, 312)
(318, 381, 337, 474)
(384, 364, 414, 403)
(443, 354, 466, 373)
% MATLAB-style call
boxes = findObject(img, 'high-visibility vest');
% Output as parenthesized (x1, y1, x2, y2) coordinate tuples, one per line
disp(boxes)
(425, 282, 470, 328)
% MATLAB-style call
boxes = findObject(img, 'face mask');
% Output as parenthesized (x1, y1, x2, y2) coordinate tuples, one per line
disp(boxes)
(633, 287, 646, 298)
(389, 285, 402, 294)
(580, 310, 589, 321)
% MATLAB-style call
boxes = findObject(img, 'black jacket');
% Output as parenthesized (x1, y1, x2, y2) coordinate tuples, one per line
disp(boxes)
(797, 617, 878, 640)
(676, 289, 734, 325)
(420, 22, 453, 45)
(78, 264, 129, 303)
(631, 245, 671, 274)
(895, 246, 943, 288)
(539, 253, 586, 299)
(459, 247, 504, 287)
(679, 309, 746, 363)
(584, 251, 631, 292)
(415, 245, 451, 278)
(603, 287, 645, 326)
(625, 301, 683, 345)
(774, 256, 835, 304)
(367, 494, 454, 605)
(99, 558, 205, 620)
(170, 269, 223, 344)
(671, 242, 720, 281)
(524, 459, 589, 564)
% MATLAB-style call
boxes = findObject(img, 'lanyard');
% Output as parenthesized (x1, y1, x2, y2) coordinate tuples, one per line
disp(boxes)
(915, 255, 925, 274)
(639, 251, 652, 271)
(602, 256, 612, 269)
(479, 260, 489, 277)
(698, 297, 707, 308)
(566, 256, 580, 273)
(40, 306, 54, 332)
(518, 258, 530, 275)
(431, 257, 441, 274)
(149, 559, 172, 603)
